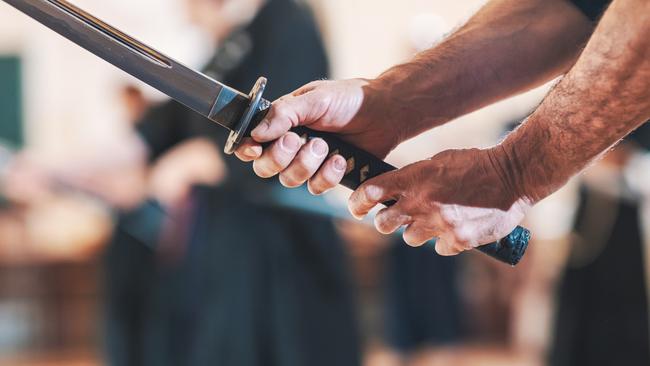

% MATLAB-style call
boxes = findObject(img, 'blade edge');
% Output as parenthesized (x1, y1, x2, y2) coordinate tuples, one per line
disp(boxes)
(3, 0, 250, 129)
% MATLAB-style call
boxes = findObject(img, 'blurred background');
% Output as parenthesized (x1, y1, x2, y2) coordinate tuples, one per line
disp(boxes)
(0, 0, 649, 365)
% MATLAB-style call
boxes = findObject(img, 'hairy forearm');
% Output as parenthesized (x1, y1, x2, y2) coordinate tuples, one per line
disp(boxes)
(499, 0, 650, 203)
(362, 0, 593, 142)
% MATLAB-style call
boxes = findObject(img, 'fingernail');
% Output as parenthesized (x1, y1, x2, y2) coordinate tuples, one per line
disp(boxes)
(333, 156, 347, 172)
(280, 133, 300, 152)
(364, 185, 382, 201)
(251, 120, 269, 137)
(310, 139, 328, 158)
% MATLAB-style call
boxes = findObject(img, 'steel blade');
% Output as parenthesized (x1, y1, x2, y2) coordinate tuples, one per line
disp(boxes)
(2, 0, 251, 129)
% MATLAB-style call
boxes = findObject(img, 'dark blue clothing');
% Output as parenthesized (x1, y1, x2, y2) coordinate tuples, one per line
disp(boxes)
(549, 188, 650, 366)
(384, 242, 461, 351)
(569, 0, 611, 21)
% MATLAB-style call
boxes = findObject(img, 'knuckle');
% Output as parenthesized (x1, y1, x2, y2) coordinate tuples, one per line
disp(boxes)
(234, 151, 247, 161)
(304, 80, 325, 90)
(321, 169, 342, 188)
(452, 225, 471, 242)
(279, 173, 302, 188)
(437, 207, 456, 226)
(374, 214, 393, 234)
(313, 91, 332, 111)
(269, 149, 291, 169)
(252, 161, 275, 178)
(272, 101, 289, 116)
(456, 241, 473, 252)
(308, 176, 333, 195)
(307, 180, 325, 195)
(314, 167, 343, 193)
(297, 150, 321, 173)
(267, 158, 284, 174)
(403, 232, 425, 247)
(438, 236, 465, 255)
(439, 205, 458, 224)
(361, 185, 379, 203)
(402, 226, 426, 247)
(449, 234, 473, 252)
(291, 165, 311, 182)
(253, 154, 286, 178)
(434, 239, 451, 256)
(281, 165, 314, 188)
(267, 113, 285, 128)
(311, 79, 327, 86)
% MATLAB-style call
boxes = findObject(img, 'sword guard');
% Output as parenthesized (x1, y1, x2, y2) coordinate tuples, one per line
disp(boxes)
(224, 77, 268, 155)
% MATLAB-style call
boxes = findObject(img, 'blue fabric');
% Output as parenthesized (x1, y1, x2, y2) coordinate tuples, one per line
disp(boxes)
(570, 0, 611, 21)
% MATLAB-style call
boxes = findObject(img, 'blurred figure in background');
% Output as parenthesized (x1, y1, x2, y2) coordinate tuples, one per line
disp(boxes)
(104, 1, 361, 366)
(381, 242, 461, 363)
(119, 85, 149, 126)
(549, 124, 650, 366)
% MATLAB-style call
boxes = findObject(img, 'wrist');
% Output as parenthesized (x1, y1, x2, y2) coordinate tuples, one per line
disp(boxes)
(362, 59, 461, 144)
(487, 137, 559, 207)
(483, 145, 530, 208)
(354, 78, 405, 152)
(491, 119, 570, 205)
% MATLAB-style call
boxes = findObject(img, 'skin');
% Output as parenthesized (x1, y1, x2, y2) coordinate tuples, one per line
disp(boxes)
(235, 0, 650, 255)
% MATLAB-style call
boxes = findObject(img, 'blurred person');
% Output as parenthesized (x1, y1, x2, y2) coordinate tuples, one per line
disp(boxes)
(549, 124, 650, 366)
(233, 0, 650, 256)
(382, 242, 461, 362)
(0, 145, 116, 262)
(103, 1, 361, 366)
(119, 85, 149, 126)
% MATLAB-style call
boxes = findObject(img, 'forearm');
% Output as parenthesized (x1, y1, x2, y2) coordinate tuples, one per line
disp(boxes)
(362, 0, 593, 142)
(498, 0, 650, 203)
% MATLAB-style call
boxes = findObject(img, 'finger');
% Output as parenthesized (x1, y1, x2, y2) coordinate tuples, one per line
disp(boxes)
(403, 222, 442, 247)
(348, 171, 404, 220)
(307, 155, 347, 195)
(374, 201, 413, 234)
(435, 232, 470, 256)
(252, 132, 302, 178)
(234, 138, 263, 162)
(279, 138, 329, 188)
(455, 222, 493, 248)
(250, 91, 327, 143)
(292, 80, 327, 96)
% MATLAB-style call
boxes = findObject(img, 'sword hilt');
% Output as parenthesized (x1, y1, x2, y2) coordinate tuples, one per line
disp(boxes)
(228, 77, 531, 266)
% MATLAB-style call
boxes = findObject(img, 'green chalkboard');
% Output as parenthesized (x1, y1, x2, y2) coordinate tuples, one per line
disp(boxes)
(0, 56, 23, 147)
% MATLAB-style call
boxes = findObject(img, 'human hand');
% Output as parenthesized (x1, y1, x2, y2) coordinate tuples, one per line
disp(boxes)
(347, 148, 531, 256)
(149, 138, 226, 208)
(234, 79, 401, 194)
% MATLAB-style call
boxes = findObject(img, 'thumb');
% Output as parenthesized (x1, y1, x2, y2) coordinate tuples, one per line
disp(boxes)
(251, 90, 328, 143)
(348, 168, 406, 219)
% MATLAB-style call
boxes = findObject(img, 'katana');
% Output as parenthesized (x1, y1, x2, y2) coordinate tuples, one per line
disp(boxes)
(1, 0, 530, 265)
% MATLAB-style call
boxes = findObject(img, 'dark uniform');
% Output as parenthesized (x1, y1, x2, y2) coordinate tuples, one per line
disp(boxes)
(550, 3, 650, 365)
(103, 1, 360, 366)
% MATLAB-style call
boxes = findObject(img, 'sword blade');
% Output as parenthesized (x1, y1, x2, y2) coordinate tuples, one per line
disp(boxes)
(3, 0, 250, 129)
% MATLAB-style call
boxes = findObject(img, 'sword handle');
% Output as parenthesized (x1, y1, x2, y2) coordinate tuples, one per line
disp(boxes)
(286, 126, 530, 266)
(237, 78, 529, 265)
